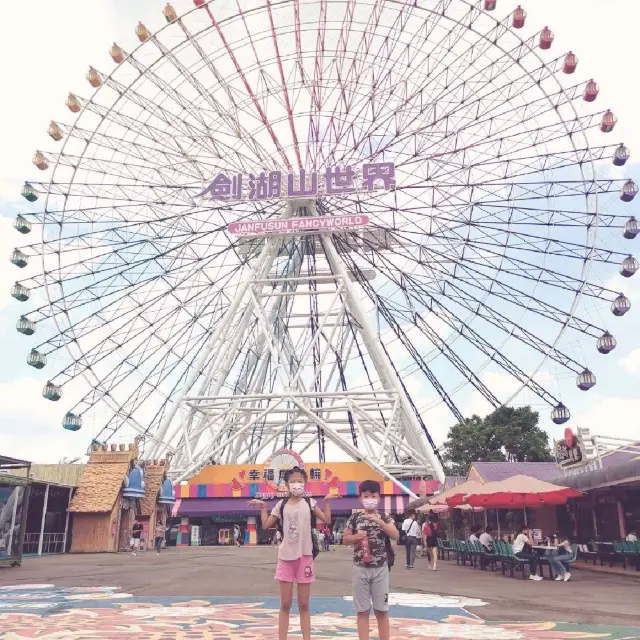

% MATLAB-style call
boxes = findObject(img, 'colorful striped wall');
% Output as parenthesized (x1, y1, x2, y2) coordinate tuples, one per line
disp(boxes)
(174, 479, 439, 499)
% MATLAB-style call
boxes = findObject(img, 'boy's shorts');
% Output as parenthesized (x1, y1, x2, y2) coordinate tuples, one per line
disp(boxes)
(130, 538, 140, 549)
(275, 556, 315, 583)
(352, 564, 389, 612)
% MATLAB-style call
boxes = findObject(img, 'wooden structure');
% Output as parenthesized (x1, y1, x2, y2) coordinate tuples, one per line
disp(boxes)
(68, 443, 139, 553)
(138, 459, 171, 548)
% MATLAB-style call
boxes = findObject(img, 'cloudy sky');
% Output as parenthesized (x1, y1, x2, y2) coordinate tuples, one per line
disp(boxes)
(0, 0, 639, 465)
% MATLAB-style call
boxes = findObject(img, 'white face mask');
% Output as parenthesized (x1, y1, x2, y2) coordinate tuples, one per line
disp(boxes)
(289, 483, 305, 496)
(362, 497, 379, 510)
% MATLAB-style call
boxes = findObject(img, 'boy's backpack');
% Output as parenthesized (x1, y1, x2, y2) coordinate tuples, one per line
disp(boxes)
(351, 512, 395, 571)
(276, 497, 319, 559)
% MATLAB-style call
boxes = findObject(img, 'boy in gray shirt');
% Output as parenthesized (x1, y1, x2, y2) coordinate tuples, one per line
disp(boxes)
(343, 480, 399, 640)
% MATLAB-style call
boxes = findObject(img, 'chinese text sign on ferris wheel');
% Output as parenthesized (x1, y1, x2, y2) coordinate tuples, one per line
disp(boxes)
(198, 162, 396, 201)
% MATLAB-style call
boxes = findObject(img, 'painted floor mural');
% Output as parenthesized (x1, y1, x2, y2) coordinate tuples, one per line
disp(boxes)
(0, 584, 639, 639)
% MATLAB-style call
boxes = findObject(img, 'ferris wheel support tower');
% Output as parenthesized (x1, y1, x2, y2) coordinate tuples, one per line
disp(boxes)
(148, 198, 443, 489)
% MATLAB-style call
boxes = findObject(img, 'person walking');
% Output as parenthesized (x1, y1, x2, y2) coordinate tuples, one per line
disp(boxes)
(317, 529, 325, 553)
(401, 511, 420, 569)
(324, 527, 332, 552)
(422, 513, 441, 571)
(154, 520, 166, 554)
(130, 520, 143, 556)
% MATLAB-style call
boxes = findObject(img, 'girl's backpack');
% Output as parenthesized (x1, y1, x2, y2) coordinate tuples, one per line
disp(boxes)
(276, 497, 319, 558)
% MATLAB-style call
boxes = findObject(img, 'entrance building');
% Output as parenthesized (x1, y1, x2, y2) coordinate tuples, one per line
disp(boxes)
(171, 454, 439, 546)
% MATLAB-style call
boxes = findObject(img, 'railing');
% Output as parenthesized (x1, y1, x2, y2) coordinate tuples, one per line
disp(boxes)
(23, 532, 66, 555)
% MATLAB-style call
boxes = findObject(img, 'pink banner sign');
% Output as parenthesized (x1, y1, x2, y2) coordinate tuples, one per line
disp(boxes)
(228, 214, 369, 236)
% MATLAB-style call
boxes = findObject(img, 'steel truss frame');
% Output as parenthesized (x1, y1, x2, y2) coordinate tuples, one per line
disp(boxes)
(147, 199, 443, 486)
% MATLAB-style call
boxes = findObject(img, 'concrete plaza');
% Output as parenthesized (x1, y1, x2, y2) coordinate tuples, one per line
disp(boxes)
(1, 546, 639, 638)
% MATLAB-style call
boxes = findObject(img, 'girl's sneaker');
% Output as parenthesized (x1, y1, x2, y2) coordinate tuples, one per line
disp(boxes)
(555, 575, 563, 581)
(529, 574, 543, 581)
(563, 572, 571, 582)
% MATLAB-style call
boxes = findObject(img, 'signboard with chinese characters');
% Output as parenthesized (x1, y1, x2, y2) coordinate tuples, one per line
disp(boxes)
(180, 460, 441, 500)
(198, 163, 395, 200)
(228, 214, 369, 237)
(554, 428, 584, 467)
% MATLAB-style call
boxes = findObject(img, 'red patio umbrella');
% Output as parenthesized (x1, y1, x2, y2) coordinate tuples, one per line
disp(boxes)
(447, 475, 582, 509)
(418, 480, 485, 514)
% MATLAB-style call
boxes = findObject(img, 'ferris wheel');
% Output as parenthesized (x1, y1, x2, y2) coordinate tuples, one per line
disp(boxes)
(9, 0, 639, 484)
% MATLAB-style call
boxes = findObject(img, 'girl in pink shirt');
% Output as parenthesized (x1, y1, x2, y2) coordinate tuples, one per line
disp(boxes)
(249, 467, 338, 640)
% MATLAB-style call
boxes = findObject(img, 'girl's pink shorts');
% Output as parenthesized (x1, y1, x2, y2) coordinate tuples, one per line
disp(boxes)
(275, 556, 315, 583)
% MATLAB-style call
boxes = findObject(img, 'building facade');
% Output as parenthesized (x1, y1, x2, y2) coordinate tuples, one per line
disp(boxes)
(171, 453, 439, 546)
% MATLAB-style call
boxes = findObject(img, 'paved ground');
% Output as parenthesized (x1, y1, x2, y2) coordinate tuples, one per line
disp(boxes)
(1, 546, 639, 638)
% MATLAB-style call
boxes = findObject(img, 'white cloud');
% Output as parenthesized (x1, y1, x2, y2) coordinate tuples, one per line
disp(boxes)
(573, 397, 640, 442)
(0, 0, 118, 195)
(621, 348, 640, 376)
(0, 377, 90, 463)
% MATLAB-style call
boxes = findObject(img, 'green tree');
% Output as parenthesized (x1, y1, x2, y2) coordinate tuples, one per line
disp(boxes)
(442, 406, 553, 476)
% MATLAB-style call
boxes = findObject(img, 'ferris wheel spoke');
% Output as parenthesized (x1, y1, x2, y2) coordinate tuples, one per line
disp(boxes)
(31, 235, 244, 344)
(137, 45, 262, 166)
(443, 236, 618, 303)
(329, 0, 519, 160)
(53, 288, 219, 397)
(46, 150, 220, 196)
(260, 0, 303, 169)
(170, 21, 282, 167)
(385, 277, 503, 407)
(427, 144, 614, 187)
(386, 100, 603, 184)
(56, 123, 191, 171)
(73, 93, 212, 159)
(346, 233, 590, 376)
(351, 227, 605, 357)
(428, 296, 565, 408)
(449, 261, 603, 338)
(330, 8, 542, 168)
(412, 268, 588, 375)
(321, 0, 425, 161)
(354, 277, 467, 423)
(83, 74, 231, 166)
(194, 2, 295, 171)
(458, 221, 625, 265)
(376, 264, 573, 405)
(74, 94, 269, 180)
(352, 47, 591, 171)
